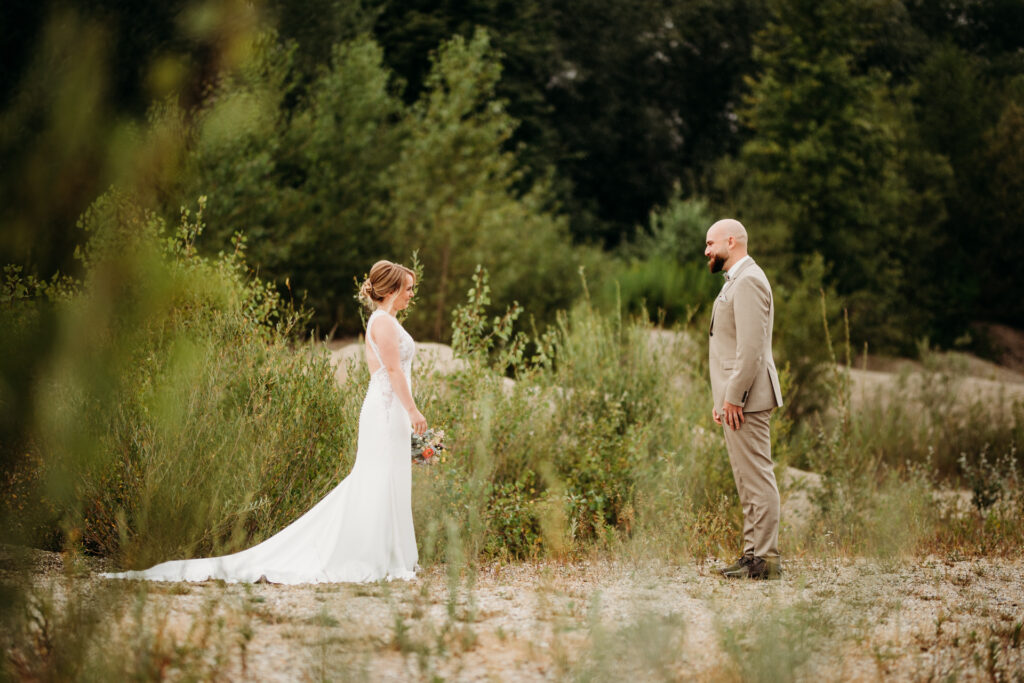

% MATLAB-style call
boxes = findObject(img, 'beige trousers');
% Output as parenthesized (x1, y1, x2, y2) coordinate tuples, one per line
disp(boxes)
(722, 409, 779, 559)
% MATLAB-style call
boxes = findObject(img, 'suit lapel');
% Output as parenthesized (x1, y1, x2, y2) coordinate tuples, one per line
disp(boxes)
(710, 277, 731, 335)
(710, 258, 755, 335)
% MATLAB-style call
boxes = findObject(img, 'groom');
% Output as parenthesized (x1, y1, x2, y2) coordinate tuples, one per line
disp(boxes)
(705, 219, 783, 580)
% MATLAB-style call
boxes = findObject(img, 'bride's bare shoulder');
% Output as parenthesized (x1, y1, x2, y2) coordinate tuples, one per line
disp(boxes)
(367, 312, 401, 344)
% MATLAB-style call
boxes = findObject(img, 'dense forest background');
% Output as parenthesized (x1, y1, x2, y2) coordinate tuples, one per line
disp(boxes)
(2, 0, 1023, 348)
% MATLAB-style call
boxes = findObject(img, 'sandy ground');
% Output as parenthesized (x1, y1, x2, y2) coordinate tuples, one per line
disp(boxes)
(9, 551, 1024, 681)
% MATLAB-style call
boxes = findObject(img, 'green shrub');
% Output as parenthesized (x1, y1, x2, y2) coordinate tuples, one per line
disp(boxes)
(770, 254, 844, 425)
(600, 193, 720, 327)
(629, 193, 715, 267)
(409, 268, 739, 562)
(597, 258, 718, 327)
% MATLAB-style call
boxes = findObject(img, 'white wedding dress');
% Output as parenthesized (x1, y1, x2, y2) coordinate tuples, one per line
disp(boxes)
(101, 310, 419, 584)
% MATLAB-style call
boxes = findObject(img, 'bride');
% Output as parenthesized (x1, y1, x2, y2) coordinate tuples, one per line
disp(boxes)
(102, 260, 427, 584)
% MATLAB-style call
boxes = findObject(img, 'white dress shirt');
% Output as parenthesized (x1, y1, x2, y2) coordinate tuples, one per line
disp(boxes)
(724, 255, 750, 280)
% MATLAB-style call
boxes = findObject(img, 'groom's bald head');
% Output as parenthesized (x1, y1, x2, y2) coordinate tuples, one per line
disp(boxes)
(704, 218, 749, 274)
(707, 219, 748, 246)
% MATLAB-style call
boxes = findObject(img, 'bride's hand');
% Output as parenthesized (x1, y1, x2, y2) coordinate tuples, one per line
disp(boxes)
(410, 409, 427, 435)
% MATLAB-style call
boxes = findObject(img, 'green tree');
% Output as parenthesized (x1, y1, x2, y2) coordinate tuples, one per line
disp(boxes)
(1, 1, 264, 277)
(369, 0, 769, 245)
(181, 34, 404, 335)
(911, 44, 1024, 336)
(735, 0, 950, 350)
(977, 96, 1024, 325)
(263, 0, 378, 73)
(386, 30, 580, 340)
(544, 0, 769, 244)
(0, 11, 114, 277)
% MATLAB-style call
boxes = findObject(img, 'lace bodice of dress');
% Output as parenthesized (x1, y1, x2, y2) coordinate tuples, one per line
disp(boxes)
(366, 310, 415, 374)
(365, 311, 415, 417)
(368, 313, 415, 370)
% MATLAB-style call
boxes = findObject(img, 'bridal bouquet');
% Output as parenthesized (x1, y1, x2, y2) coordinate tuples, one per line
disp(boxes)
(411, 428, 447, 465)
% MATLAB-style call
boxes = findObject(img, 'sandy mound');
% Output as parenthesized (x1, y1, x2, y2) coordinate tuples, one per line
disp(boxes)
(323, 340, 469, 386)
(975, 322, 1024, 375)
(321, 328, 1024, 421)
(846, 366, 1024, 421)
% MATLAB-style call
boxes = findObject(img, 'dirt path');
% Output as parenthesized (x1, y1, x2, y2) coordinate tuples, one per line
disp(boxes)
(11, 554, 1021, 681)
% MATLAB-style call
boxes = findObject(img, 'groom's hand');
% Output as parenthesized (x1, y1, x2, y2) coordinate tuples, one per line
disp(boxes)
(721, 401, 744, 430)
(712, 407, 722, 426)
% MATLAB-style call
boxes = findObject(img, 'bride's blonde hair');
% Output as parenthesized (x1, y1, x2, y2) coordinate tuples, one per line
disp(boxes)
(358, 260, 415, 309)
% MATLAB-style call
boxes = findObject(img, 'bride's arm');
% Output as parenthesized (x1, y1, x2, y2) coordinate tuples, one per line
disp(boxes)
(371, 319, 427, 434)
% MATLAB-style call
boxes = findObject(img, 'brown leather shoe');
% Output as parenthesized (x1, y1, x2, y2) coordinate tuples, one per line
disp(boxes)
(717, 554, 754, 577)
(722, 555, 782, 580)
(747, 556, 782, 580)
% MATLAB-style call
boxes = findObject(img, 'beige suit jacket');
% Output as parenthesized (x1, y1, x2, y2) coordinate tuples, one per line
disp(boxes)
(709, 257, 783, 413)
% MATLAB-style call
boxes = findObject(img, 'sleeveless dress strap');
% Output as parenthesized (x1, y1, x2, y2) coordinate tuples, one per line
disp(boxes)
(365, 310, 388, 366)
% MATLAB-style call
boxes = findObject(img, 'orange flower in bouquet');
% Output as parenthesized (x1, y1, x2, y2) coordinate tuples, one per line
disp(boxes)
(411, 429, 446, 465)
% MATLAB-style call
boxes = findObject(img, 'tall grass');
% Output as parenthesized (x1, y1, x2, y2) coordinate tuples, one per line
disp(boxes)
(0, 192, 362, 568)
(3, 186, 1023, 576)
(2, 559, 255, 681)
(841, 361, 1024, 480)
(565, 603, 688, 682)
(409, 267, 741, 563)
(784, 300, 1024, 557)
(718, 598, 835, 682)
(5, 210, 1023, 573)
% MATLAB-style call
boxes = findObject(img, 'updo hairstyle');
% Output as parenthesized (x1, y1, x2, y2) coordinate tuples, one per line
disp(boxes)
(358, 260, 415, 309)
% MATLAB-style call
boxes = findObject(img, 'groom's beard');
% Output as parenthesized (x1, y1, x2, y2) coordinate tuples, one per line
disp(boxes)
(708, 253, 727, 273)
